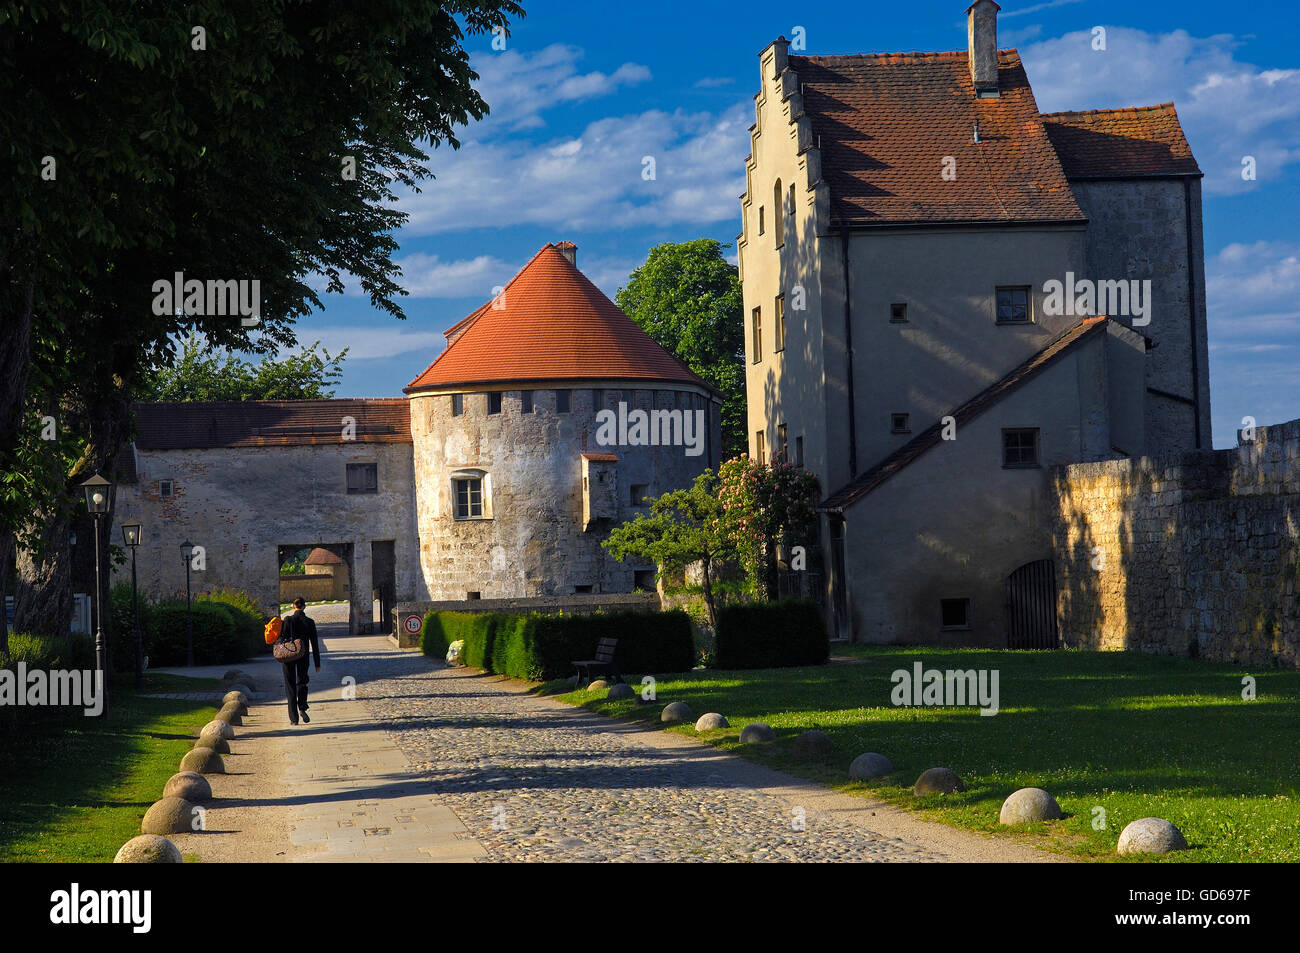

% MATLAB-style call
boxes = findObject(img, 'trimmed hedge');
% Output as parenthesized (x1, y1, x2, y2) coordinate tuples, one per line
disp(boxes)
(422, 609, 694, 681)
(145, 601, 250, 667)
(714, 600, 828, 669)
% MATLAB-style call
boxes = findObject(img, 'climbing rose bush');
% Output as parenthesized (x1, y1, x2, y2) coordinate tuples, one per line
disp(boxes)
(717, 455, 821, 596)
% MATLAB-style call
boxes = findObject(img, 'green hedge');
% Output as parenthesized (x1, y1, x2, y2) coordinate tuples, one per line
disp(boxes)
(144, 601, 249, 667)
(1, 632, 98, 729)
(421, 609, 694, 681)
(714, 600, 828, 669)
(198, 588, 268, 659)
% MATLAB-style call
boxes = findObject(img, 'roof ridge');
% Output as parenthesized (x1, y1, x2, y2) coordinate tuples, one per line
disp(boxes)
(1042, 103, 1178, 120)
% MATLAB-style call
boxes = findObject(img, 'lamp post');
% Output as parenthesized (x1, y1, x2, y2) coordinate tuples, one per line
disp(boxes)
(181, 540, 194, 667)
(122, 523, 142, 689)
(80, 472, 114, 717)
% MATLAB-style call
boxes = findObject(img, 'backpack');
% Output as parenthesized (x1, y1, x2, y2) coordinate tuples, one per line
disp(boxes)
(273, 614, 308, 663)
(263, 615, 282, 645)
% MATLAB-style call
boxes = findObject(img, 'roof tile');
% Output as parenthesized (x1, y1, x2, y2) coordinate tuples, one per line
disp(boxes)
(1040, 103, 1201, 178)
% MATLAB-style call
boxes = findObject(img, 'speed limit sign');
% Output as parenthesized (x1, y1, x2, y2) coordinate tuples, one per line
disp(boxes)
(402, 614, 424, 636)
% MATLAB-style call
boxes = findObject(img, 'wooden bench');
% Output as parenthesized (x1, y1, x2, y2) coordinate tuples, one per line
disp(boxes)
(572, 637, 620, 685)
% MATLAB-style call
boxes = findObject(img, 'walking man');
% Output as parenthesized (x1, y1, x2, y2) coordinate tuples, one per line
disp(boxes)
(280, 596, 321, 725)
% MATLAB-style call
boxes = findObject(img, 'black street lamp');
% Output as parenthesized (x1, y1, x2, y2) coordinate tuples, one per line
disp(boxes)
(80, 472, 114, 717)
(181, 540, 194, 667)
(122, 523, 143, 689)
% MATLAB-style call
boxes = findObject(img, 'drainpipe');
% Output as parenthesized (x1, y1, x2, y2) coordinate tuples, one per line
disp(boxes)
(840, 228, 858, 477)
(1184, 178, 1202, 449)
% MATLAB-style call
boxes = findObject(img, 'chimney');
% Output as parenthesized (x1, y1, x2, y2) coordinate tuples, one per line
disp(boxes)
(967, 0, 1000, 97)
(555, 241, 577, 267)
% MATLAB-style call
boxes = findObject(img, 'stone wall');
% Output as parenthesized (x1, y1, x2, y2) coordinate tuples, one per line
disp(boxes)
(1052, 418, 1300, 667)
(391, 592, 658, 646)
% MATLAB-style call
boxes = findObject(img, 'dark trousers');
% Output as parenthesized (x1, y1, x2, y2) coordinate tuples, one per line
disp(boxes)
(282, 657, 310, 722)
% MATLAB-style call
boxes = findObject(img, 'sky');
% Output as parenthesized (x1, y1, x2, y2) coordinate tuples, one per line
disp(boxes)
(296, 0, 1299, 450)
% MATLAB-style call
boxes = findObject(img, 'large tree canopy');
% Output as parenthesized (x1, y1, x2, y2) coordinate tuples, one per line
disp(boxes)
(615, 240, 746, 456)
(140, 334, 348, 403)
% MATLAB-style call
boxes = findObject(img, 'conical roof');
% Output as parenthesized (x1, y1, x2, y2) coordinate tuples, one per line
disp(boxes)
(405, 243, 711, 393)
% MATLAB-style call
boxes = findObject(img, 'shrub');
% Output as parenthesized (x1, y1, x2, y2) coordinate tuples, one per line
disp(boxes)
(198, 588, 268, 658)
(0, 632, 98, 730)
(420, 611, 448, 659)
(144, 601, 249, 667)
(109, 582, 152, 672)
(421, 611, 497, 668)
(714, 599, 828, 669)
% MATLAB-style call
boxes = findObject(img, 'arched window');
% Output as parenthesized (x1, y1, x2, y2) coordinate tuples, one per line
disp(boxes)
(773, 178, 784, 247)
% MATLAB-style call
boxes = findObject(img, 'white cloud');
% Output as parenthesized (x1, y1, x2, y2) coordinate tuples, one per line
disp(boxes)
(308, 326, 449, 362)
(1207, 240, 1300, 343)
(1022, 28, 1300, 194)
(391, 253, 516, 298)
(693, 77, 735, 88)
(1001, 0, 1084, 18)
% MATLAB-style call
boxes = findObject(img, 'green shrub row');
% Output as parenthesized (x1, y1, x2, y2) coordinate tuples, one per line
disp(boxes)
(422, 609, 695, 680)
(714, 599, 829, 669)
(108, 583, 268, 670)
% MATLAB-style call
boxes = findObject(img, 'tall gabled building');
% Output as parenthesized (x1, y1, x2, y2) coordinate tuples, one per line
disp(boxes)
(740, 0, 1210, 645)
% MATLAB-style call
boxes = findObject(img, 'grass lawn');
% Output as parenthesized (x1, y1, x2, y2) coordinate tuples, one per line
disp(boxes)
(539, 646, 1299, 862)
(0, 674, 220, 862)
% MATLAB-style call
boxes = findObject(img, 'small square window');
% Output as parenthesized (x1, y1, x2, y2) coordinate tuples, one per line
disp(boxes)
(521, 390, 534, 414)
(630, 484, 649, 506)
(633, 569, 656, 591)
(941, 598, 970, 630)
(574, 584, 594, 594)
(556, 390, 570, 413)
(346, 463, 378, 494)
(891, 413, 910, 434)
(451, 393, 464, 416)
(996, 286, 1032, 324)
(467, 591, 481, 600)
(1002, 428, 1040, 468)
(487, 392, 502, 415)
(159, 480, 174, 498)
(453, 476, 484, 519)
(890, 302, 908, 323)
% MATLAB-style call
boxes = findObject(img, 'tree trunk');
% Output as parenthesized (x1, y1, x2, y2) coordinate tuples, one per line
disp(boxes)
(13, 507, 74, 640)
(700, 556, 717, 629)
(0, 531, 12, 656)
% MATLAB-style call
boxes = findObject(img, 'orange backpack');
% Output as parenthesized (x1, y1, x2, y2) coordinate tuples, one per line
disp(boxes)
(263, 615, 283, 645)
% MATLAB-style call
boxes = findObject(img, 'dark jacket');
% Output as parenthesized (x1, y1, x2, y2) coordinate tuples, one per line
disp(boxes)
(282, 610, 321, 667)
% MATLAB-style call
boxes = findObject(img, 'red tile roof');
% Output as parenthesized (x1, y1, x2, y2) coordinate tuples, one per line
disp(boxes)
(132, 399, 411, 449)
(407, 244, 711, 393)
(1040, 104, 1201, 178)
(788, 50, 1084, 226)
(820, 317, 1113, 512)
(304, 547, 344, 566)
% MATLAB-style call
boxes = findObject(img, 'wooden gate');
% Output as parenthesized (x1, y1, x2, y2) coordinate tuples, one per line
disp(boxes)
(1006, 559, 1059, 649)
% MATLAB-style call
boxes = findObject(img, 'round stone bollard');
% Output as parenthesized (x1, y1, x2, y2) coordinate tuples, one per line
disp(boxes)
(587, 679, 610, 691)
(661, 701, 693, 723)
(848, 752, 894, 780)
(999, 787, 1063, 824)
(202, 719, 235, 740)
(114, 834, 182, 864)
(216, 705, 243, 727)
(164, 771, 213, 803)
(142, 797, 197, 835)
(1117, 817, 1188, 856)
(914, 767, 966, 796)
(792, 729, 834, 759)
(196, 731, 230, 754)
(695, 713, 729, 731)
(221, 691, 248, 713)
(220, 671, 257, 692)
(180, 746, 225, 775)
(739, 722, 776, 743)
(607, 683, 635, 700)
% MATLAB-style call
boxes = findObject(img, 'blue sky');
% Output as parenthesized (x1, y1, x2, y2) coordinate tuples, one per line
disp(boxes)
(301, 0, 1299, 449)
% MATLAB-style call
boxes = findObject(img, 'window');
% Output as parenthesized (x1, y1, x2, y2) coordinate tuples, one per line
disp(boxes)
(795, 436, 804, 468)
(487, 392, 502, 415)
(891, 302, 908, 323)
(755, 430, 767, 465)
(633, 569, 656, 591)
(346, 463, 378, 494)
(774, 294, 786, 352)
(788, 183, 796, 219)
(451, 393, 464, 416)
(773, 179, 784, 247)
(555, 389, 570, 413)
(521, 390, 534, 414)
(574, 584, 594, 594)
(630, 484, 649, 507)
(751, 307, 762, 363)
(467, 591, 481, 600)
(1002, 428, 1040, 468)
(777, 423, 788, 461)
(592, 388, 603, 412)
(996, 286, 1032, 324)
(941, 598, 971, 630)
(453, 476, 485, 519)
(159, 480, 174, 499)
(891, 413, 910, 434)
(758, 206, 765, 235)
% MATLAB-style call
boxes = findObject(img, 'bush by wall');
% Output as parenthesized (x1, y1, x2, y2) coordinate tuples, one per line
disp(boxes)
(422, 608, 694, 680)
(714, 600, 828, 669)
(198, 588, 267, 659)
(145, 601, 249, 667)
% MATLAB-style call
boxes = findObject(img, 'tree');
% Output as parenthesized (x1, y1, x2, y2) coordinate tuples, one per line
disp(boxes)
(718, 456, 822, 599)
(603, 470, 736, 628)
(615, 240, 746, 456)
(140, 334, 348, 402)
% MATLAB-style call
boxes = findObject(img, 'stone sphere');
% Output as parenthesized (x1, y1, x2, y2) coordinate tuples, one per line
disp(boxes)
(221, 671, 257, 691)
(180, 747, 225, 774)
(739, 722, 776, 743)
(1117, 818, 1189, 855)
(196, 732, 230, 754)
(141, 797, 197, 835)
(914, 767, 966, 796)
(695, 713, 730, 731)
(661, 702, 694, 723)
(792, 730, 834, 759)
(215, 705, 242, 726)
(999, 787, 1063, 824)
(587, 680, 610, 691)
(565, 675, 579, 687)
(221, 691, 248, 711)
(163, 772, 212, 802)
(114, 834, 182, 864)
(848, 753, 894, 780)
(607, 683, 635, 700)
(202, 719, 235, 740)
